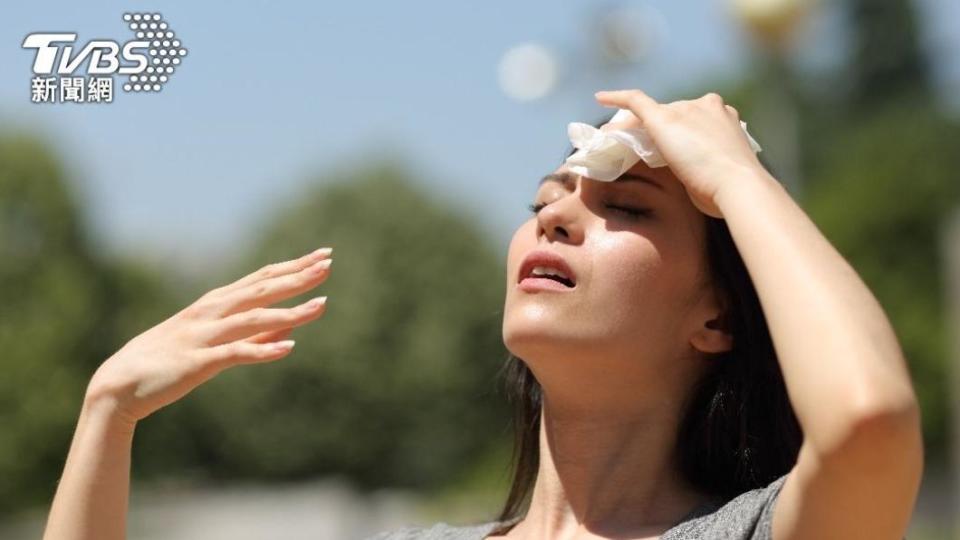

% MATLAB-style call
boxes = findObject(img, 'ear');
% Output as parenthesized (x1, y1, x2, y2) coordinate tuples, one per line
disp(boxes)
(689, 289, 734, 355)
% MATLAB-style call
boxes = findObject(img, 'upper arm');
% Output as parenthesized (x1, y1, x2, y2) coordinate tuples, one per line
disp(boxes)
(770, 407, 924, 540)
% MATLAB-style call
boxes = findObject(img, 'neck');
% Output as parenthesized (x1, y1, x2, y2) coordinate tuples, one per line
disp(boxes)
(512, 390, 709, 539)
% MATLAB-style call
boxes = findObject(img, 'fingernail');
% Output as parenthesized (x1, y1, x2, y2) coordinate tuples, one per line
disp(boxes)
(310, 247, 333, 258)
(272, 340, 296, 351)
(310, 258, 332, 273)
(306, 296, 327, 308)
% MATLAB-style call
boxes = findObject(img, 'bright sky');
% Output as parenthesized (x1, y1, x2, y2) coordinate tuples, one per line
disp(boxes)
(2, 1, 958, 274)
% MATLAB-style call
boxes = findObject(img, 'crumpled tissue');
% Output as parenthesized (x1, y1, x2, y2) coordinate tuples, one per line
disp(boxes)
(564, 108, 763, 182)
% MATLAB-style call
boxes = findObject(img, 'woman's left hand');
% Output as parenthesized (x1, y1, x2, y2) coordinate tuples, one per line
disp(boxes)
(594, 89, 769, 218)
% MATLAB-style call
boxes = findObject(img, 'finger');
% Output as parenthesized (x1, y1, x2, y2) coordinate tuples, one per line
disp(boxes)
(215, 247, 333, 298)
(245, 326, 294, 344)
(205, 296, 328, 345)
(702, 92, 725, 106)
(594, 89, 661, 121)
(200, 339, 297, 370)
(724, 104, 740, 119)
(213, 257, 332, 318)
(179, 249, 332, 321)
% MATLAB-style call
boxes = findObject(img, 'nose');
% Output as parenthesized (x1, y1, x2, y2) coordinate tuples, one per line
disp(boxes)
(536, 189, 585, 244)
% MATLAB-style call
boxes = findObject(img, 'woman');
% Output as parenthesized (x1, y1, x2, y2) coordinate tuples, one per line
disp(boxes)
(42, 90, 923, 540)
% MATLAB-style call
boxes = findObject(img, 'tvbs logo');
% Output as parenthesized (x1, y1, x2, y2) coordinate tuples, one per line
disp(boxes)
(22, 12, 187, 104)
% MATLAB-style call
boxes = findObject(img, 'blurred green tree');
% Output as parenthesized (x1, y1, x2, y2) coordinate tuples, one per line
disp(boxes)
(0, 133, 95, 515)
(0, 134, 177, 516)
(800, 0, 960, 465)
(801, 101, 960, 465)
(717, 0, 959, 466)
(0, 138, 513, 516)
(847, 0, 933, 109)
(132, 159, 512, 493)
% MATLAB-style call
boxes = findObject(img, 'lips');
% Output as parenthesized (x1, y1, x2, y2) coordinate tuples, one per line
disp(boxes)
(518, 249, 578, 288)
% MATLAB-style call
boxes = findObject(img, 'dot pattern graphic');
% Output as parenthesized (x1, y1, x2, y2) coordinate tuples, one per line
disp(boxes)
(121, 12, 187, 93)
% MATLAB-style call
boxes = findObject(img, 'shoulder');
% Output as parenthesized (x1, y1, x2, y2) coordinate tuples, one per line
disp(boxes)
(362, 519, 505, 540)
(664, 472, 790, 540)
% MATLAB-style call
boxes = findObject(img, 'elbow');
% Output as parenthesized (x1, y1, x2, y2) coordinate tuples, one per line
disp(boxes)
(849, 377, 922, 441)
(822, 385, 924, 475)
(850, 395, 921, 448)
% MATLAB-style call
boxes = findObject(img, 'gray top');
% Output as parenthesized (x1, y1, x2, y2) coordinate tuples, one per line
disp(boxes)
(364, 472, 789, 539)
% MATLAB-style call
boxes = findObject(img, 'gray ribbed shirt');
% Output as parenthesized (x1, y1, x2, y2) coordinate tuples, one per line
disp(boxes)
(364, 472, 789, 539)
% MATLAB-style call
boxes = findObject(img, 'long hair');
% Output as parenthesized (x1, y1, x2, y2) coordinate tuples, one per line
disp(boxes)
(493, 112, 803, 525)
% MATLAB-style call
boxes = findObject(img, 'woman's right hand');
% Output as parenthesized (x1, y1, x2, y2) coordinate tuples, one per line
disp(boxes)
(84, 246, 334, 426)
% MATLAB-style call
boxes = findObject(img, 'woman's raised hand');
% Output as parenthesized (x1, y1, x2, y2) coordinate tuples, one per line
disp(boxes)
(594, 89, 769, 218)
(84, 247, 334, 426)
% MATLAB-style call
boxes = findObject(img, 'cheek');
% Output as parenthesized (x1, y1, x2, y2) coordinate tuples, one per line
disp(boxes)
(586, 233, 671, 322)
(593, 233, 662, 290)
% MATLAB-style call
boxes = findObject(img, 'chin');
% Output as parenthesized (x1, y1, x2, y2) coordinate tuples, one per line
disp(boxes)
(502, 313, 580, 361)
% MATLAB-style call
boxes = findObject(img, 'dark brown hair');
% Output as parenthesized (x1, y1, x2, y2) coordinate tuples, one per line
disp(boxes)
(493, 112, 803, 525)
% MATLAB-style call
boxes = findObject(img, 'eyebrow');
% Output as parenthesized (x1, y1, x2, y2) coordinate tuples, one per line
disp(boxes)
(539, 171, 665, 192)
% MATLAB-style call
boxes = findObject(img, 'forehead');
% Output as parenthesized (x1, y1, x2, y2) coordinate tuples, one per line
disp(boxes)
(542, 162, 674, 193)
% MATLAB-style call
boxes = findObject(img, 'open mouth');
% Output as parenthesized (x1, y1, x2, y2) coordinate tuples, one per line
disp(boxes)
(522, 266, 576, 288)
(518, 251, 578, 290)
(530, 274, 575, 287)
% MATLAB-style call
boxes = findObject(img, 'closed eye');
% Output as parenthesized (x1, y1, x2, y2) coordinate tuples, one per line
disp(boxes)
(526, 201, 653, 219)
(604, 204, 652, 219)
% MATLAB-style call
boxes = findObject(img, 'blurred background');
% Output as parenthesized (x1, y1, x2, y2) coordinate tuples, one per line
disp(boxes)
(1, 0, 958, 538)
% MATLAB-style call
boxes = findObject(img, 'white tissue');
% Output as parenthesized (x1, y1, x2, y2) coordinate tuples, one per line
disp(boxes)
(564, 108, 763, 182)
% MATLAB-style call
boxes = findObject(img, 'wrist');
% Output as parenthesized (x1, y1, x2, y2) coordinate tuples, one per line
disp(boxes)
(81, 392, 138, 436)
(714, 163, 786, 213)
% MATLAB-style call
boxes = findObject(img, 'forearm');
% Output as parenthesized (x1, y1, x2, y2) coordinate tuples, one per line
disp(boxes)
(43, 395, 136, 540)
(715, 166, 919, 456)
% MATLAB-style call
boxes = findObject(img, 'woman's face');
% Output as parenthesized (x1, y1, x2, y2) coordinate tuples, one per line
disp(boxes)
(502, 160, 731, 402)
